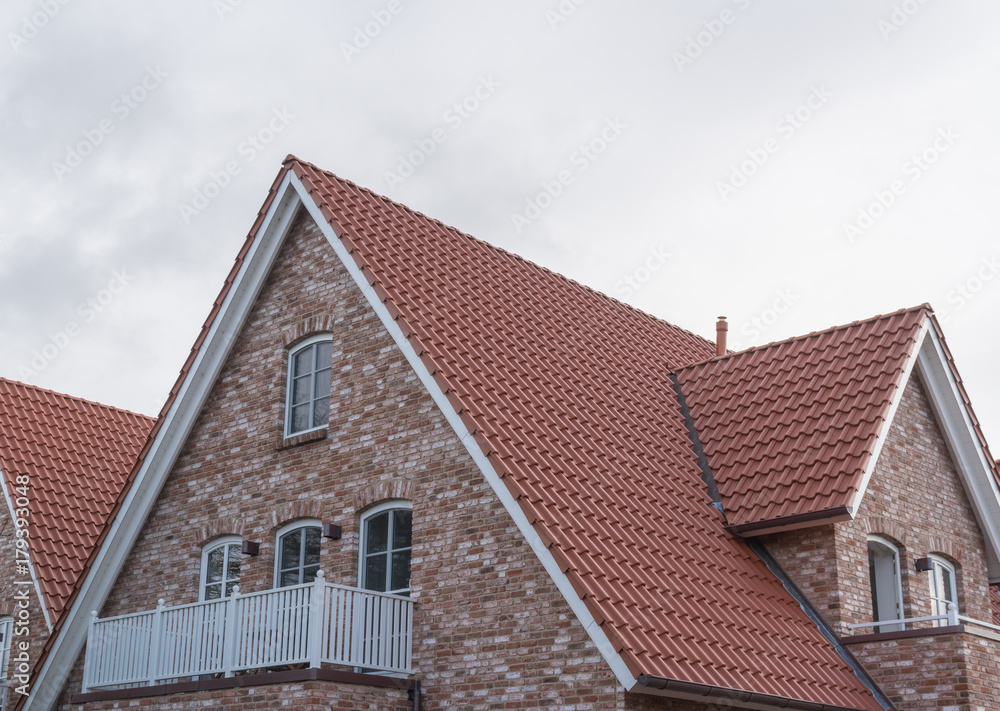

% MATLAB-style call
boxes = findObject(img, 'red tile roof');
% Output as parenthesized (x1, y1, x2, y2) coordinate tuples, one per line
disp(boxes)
(675, 307, 928, 531)
(0, 378, 154, 623)
(286, 158, 884, 709)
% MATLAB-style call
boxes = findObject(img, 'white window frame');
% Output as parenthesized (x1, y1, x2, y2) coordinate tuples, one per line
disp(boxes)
(927, 554, 958, 625)
(358, 500, 413, 596)
(199, 536, 242, 601)
(868, 535, 905, 633)
(0, 616, 12, 680)
(274, 519, 323, 588)
(284, 334, 333, 437)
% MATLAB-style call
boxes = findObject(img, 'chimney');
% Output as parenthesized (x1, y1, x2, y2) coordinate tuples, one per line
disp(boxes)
(716, 316, 728, 356)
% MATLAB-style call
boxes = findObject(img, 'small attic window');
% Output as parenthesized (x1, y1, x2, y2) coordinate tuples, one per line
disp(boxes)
(285, 335, 332, 436)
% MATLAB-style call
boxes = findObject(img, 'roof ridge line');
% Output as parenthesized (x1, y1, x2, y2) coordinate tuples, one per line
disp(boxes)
(0, 376, 156, 424)
(284, 155, 715, 358)
(676, 303, 932, 371)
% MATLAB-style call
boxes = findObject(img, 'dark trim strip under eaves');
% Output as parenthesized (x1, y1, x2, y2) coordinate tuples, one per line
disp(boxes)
(637, 674, 879, 711)
(725, 506, 853, 536)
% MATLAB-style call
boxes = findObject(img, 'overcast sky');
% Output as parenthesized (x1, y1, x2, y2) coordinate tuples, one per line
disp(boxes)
(2, 1, 999, 447)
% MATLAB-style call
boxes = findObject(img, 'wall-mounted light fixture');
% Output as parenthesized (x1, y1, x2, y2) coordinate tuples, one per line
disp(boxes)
(914, 557, 933, 572)
(242, 540, 260, 556)
(322, 523, 342, 540)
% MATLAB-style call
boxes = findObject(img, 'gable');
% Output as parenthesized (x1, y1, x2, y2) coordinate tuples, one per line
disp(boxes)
(858, 374, 994, 623)
(28, 159, 889, 711)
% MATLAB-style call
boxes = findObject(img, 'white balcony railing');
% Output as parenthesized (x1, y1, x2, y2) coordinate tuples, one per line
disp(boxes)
(82, 571, 413, 692)
(846, 602, 1000, 635)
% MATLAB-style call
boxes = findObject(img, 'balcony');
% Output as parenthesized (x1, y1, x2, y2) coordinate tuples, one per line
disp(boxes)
(844, 602, 1000, 638)
(82, 571, 413, 692)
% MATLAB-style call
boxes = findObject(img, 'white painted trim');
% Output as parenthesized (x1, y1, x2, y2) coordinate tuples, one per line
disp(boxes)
(848, 318, 930, 515)
(284, 334, 334, 438)
(0, 463, 51, 631)
(867, 534, 905, 632)
(25, 173, 304, 711)
(273, 518, 322, 588)
(198, 536, 241, 602)
(915, 327, 1000, 583)
(358, 500, 413, 595)
(287, 173, 639, 690)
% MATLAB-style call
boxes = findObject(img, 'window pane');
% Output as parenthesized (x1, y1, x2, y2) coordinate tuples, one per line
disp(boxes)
(205, 582, 222, 600)
(304, 527, 321, 566)
(292, 375, 312, 405)
(393, 510, 412, 550)
(312, 397, 330, 427)
(942, 567, 955, 602)
(303, 564, 319, 584)
(292, 404, 310, 433)
(365, 553, 387, 592)
(313, 368, 331, 400)
(225, 581, 238, 597)
(366, 513, 389, 554)
(226, 545, 241, 581)
(280, 530, 301, 571)
(391, 549, 411, 592)
(316, 341, 332, 369)
(293, 347, 313, 377)
(207, 548, 224, 584)
(280, 570, 301, 587)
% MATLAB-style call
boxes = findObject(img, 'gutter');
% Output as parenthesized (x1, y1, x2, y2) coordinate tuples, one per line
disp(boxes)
(725, 506, 853, 536)
(636, 676, 877, 711)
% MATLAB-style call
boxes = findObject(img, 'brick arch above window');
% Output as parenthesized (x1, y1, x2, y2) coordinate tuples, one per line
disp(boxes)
(280, 316, 338, 349)
(859, 517, 908, 549)
(925, 535, 964, 566)
(270, 499, 327, 531)
(197, 520, 244, 548)
(355, 480, 414, 514)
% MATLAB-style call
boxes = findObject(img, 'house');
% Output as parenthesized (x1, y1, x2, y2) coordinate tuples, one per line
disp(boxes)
(0, 379, 153, 709)
(12, 156, 1000, 710)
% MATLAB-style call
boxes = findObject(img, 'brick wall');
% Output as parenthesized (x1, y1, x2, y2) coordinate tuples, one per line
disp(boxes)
(55, 209, 728, 711)
(846, 629, 1000, 711)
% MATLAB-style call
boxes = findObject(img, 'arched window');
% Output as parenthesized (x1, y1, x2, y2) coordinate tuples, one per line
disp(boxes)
(359, 502, 412, 595)
(200, 536, 241, 600)
(927, 554, 957, 625)
(0, 616, 13, 683)
(275, 520, 322, 587)
(285, 335, 333, 436)
(868, 536, 904, 633)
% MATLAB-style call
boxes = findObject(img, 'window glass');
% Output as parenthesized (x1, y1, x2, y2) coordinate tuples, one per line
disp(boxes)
(277, 524, 322, 587)
(202, 540, 240, 601)
(929, 556, 957, 625)
(868, 537, 904, 633)
(0, 617, 12, 682)
(286, 337, 333, 435)
(362, 507, 412, 595)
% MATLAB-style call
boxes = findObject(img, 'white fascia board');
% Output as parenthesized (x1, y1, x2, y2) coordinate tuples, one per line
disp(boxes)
(0, 462, 52, 630)
(915, 328, 1000, 582)
(848, 318, 930, 515)
(26, 174, 303, 711)
(287, 173, 639, 691)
